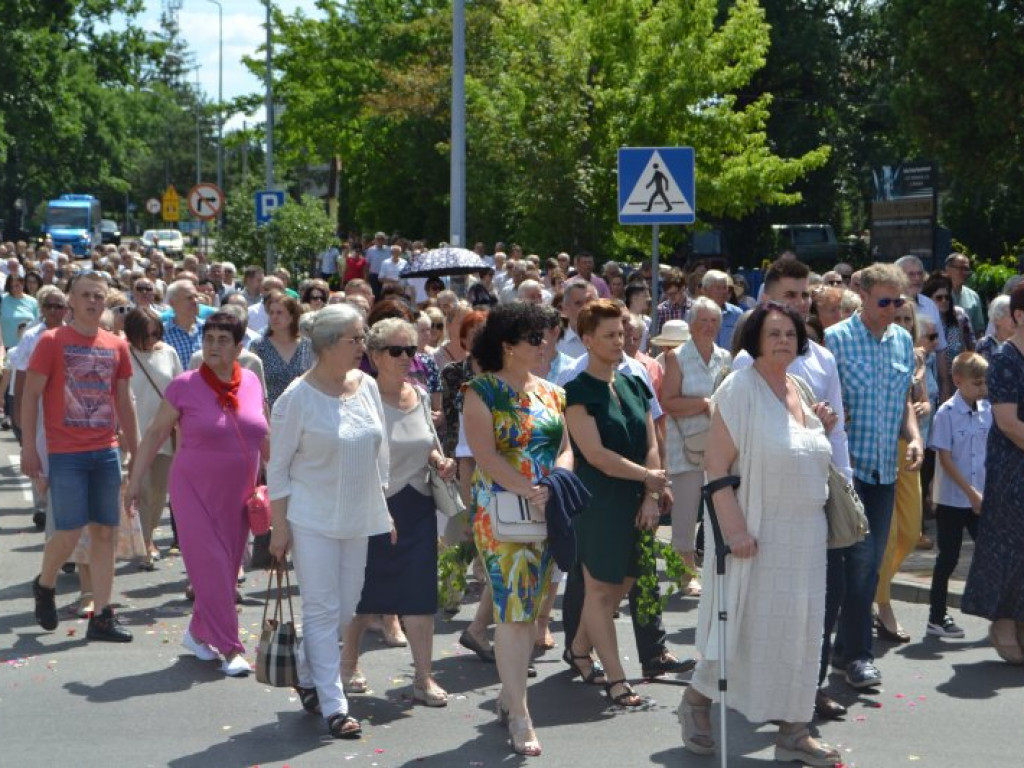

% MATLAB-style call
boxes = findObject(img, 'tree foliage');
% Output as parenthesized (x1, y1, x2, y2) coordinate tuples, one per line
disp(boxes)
(266, 0, 829, 258)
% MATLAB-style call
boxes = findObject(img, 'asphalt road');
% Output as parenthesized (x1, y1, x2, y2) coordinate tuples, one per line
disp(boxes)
(0, 431, 1021, 768)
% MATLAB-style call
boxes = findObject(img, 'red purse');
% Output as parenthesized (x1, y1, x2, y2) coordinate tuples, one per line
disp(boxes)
(227, 409, 270, 535)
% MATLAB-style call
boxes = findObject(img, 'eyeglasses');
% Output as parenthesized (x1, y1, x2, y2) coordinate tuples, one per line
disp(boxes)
(341, 335, 366, 346)
(43, 303, 67, 310)
(926, 332, 939, 341)
(932, 293, 950, 302)
(521, 331, 545, 347)
(876, 297, 906, 308)
(382, 345, 418, 358)
(431, 322, 445, 331)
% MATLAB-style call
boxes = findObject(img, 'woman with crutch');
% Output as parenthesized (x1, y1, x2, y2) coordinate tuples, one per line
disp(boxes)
(679, 303, 842, 766)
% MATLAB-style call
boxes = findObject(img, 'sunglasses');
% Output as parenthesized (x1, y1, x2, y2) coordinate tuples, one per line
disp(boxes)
(431, 322, 445, 331)
(113, 304, 133, 315)
(521, 331, 545, 346)
(926, 332, 939, 341)
(383, 345, 418, 358)
(135, 285, 154, 293)
(876, 297, 906, 308)
(825, 279, 843, 286)
(43, 303, 67, 310)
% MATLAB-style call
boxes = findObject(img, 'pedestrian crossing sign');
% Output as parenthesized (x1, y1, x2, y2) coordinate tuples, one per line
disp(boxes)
(617, 147, 696, 225)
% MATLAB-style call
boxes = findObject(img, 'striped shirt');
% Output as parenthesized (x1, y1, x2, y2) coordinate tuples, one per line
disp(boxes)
(163, 318, 204, 369)
(825, 312, 914, 485)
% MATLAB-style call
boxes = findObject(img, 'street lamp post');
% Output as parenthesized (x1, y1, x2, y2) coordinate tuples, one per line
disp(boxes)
(207, 0, 224, 213)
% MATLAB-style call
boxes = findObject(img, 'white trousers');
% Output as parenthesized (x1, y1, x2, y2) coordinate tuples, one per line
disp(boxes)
(290, 524, 368, 720)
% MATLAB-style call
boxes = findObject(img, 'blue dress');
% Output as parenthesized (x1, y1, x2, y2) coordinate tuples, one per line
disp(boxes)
(962, 341, 1024, 621)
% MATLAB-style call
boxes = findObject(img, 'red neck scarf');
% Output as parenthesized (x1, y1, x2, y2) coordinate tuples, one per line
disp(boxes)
(200, 362, 242, 412)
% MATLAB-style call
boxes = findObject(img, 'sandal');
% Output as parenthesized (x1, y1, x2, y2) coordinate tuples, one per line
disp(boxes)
(604, 678, 643, 707)
(678, 690, 715, 756)
(294, 685, 321, 715)
(562, 648, 607, 685)
(508, 715, 541, 757)
(775, 726, 840, 766)
(327, 712, 362, 740)
(412, 675, 448, 707)
(343, 669, 369, 694)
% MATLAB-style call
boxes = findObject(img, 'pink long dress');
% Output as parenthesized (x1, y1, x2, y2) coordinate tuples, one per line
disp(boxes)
(166, 368, 268, 655)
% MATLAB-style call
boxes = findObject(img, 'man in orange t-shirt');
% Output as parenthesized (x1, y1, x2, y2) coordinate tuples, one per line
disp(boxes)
(21, 272, 139, 642)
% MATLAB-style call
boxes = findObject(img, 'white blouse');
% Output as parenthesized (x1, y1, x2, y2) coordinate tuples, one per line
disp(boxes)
(130, 344, 182, 456)
(665, 340, 732, 474)
(268, 372, 391, 539)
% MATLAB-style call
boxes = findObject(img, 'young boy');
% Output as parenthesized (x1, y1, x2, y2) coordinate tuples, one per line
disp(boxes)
(926, 351, 991, 638)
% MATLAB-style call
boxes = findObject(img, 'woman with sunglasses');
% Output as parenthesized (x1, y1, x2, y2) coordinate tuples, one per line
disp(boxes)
(463, 302, 574, 756)
(922, 274, 975, 402)
(125, 308, 182, 569)
(301, 282, 329, 311)
(341, 317, 454, 708)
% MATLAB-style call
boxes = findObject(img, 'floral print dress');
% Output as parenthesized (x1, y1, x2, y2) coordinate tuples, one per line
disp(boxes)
(467, 373, 565, 623)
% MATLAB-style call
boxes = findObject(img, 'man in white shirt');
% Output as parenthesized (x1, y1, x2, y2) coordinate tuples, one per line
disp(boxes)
(247, 276, 285, 335)
(378, 245, 407, 290)
(556, 282, 594, 358)
(498, 261, 528, 303)
(364, 232, 391, 297)
(729, 257, 852, 721)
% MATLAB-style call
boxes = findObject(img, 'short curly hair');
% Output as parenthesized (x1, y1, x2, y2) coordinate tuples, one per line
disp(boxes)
(471, 301, 548, 372)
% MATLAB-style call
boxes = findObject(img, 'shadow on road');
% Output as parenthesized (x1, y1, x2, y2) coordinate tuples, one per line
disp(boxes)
(63, 655, 222, 702)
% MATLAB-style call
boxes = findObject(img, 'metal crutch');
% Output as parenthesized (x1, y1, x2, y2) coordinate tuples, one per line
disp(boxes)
(700, 474, 741, 768)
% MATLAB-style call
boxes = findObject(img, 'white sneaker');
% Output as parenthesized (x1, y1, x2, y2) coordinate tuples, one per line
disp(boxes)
(221, 655, 253, 677)
(182, 629, 219, 661)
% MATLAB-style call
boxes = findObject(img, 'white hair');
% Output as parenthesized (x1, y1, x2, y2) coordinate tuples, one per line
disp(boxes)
(989, 294, 1011, 323)
(688, 295, 722, 322)
(307, 304, 363, 356)
(895, 255, 924, 272)
(839, 290, 862, 314)
(165, 279, 194, 304)
(517, 279, 543, 298)
(701, 269, 729, 288)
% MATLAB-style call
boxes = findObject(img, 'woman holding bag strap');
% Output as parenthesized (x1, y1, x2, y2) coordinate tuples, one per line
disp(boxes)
(341, 317, 455, 708)
(463, 302, 573, 757)
(129, 311, 267, 678)
(125, 308, 182, 570)
(661, 297, 731, 595)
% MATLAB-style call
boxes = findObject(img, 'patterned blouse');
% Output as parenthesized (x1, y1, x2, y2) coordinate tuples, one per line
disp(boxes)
(252, 335, 314, 408)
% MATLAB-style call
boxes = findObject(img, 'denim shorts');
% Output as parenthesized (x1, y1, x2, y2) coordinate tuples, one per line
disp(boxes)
(48, 448, 123, 531)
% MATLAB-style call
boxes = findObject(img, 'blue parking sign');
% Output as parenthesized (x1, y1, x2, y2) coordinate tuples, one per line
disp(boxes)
(255, 190, 285, 225)
(617, 147, 696, 225)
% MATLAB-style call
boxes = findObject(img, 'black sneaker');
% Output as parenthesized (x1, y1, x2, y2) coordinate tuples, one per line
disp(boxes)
(33, 576, 58, 631)
(32, 510, 46, 530)
(87, 607, 133, 643)
(926, 616, 966, 639)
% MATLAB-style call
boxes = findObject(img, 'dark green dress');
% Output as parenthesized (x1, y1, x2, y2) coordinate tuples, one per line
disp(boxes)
(565, 370, 652, 584)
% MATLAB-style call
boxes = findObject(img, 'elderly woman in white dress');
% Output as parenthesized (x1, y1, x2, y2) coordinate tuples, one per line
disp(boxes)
(267, 305, 394, 740)
(660, 297, 732, 595)
(679, 303, 841, 766)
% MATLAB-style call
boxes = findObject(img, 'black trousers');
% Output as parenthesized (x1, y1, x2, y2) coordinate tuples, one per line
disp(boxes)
(819, 546, 846, 685)
(929, 504, 979, 623)
(562, 559, 667, 667)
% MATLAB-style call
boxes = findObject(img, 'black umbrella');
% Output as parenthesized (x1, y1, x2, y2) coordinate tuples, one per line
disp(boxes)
(400, 246, 486, 278)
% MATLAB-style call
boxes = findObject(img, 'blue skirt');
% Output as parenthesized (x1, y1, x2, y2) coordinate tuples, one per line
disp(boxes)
(356, 484, 439, 615)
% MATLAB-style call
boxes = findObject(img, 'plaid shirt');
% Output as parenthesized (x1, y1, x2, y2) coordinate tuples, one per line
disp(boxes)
(655, 296, 691, 335)
(163, 318, 204, 369)
(825, 312, 914, 485)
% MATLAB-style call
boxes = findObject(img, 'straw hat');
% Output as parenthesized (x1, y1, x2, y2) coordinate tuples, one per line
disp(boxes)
(650, 319, 690, 348)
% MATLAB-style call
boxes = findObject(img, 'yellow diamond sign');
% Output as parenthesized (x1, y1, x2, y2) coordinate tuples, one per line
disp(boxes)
(162, 186, 180, 222)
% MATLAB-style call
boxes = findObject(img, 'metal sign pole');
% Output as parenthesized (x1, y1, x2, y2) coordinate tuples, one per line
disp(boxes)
(651, 223, 660, 331)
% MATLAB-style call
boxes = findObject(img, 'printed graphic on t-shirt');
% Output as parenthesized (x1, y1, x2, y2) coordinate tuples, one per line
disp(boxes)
(62, 344, 116, 428)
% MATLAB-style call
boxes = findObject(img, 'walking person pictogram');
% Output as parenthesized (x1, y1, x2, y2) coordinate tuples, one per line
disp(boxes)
(645, 163, 673, 212)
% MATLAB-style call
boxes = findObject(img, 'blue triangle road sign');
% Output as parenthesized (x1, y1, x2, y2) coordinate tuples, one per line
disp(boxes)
(617, 147, 696, 225)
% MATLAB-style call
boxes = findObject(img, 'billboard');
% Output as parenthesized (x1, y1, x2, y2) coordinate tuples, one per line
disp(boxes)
(870, 161, 937, 267)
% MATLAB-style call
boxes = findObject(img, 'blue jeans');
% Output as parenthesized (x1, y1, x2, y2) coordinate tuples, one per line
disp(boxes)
(833, 479, 896, 665)
(48, 448, 123, 531)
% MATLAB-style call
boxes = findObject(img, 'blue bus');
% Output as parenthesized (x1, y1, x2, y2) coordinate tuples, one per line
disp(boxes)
(43, 194, 102, 255)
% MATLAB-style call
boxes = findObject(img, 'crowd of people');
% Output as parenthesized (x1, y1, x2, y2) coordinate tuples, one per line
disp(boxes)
(7, 232, 1023, 763)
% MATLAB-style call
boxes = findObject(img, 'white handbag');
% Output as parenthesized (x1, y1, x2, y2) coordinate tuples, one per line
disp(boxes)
(489, 491, 547, 543)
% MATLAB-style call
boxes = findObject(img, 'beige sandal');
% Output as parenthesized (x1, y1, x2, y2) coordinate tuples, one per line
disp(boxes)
(775, 726, 840, 766)
(508, 715, 541, 757)
(678, 690, 715, 755)
(412, 674, 448, 707)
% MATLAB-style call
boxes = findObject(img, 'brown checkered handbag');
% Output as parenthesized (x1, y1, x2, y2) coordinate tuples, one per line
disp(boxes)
(255, 567, 298, 687)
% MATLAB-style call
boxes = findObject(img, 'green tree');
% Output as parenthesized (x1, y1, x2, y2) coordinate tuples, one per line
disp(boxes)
(215, 177, 334, 277)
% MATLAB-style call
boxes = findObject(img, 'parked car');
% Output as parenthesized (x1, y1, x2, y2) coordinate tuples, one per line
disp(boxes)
(99, 219, 121, 246)
(770, 223, 839, 266)
(141, 228, 185, 255)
